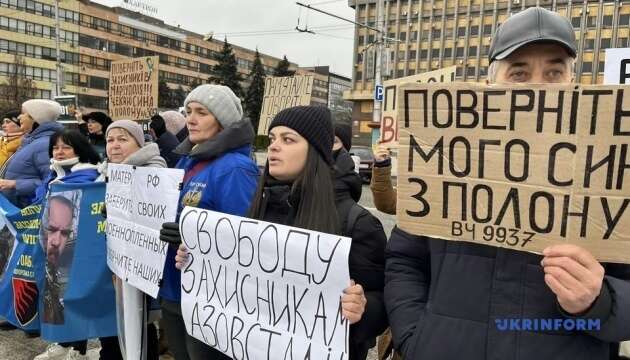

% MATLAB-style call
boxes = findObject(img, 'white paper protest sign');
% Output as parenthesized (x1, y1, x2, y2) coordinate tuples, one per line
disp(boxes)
(179, 207, 352, 359)
(106, 164, 184, 297)
(604, 48, 630, 84)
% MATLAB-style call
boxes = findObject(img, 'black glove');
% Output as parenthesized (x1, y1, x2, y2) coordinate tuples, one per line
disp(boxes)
(159, 222, 181, 244)
(150, 114, 167, 138)
(101, 204, 107, 219)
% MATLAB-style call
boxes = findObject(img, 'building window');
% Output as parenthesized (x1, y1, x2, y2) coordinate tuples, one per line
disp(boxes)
(355, 71, 362, 80)
(457, 26, 466, 37)
(618, 37, 628, 48)
(470, 25, 479, 36)
(600, 38, 611, 50)
(431, 29, 441, 39)
(368, 34, 375, 43)
(483, 24, 492, 35)
(598, 61, 605, 74)
(408, 69, 415, 75)
(420, 49, 428, 58)
(584, 39, 595, 51)
(603, 15, 613, 27)
(408, 50, 416, 60)
(581, 61, 592, 73)
(466, 66, 476, 77)
(399, 32, 406, 41)
(479, 66, 488, 76)
(410, 31, 418, 41)
(571, 16, 582, 30)
(468, 46, 477, 56)
(358, 35, 364, 44)
(431, 48, 440, 58)
(444, 47, 452, 57)
(456, 47, 464, 58)
(619, 14, 630, 27)
(396, 69, 405, 78)
(587, 16, 596, 28)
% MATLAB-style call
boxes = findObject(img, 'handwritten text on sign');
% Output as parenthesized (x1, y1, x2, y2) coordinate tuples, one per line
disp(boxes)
(397, 83, 630, 263)
(108, 56, 159, 121)
(257, 75, 313, 135)
(179, 207, 351, 360)
(380, 66, 456, 144)
(106, 164, 184, 297)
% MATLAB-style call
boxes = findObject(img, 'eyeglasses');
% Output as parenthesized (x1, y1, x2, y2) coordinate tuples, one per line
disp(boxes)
(46, 226, 73, 238)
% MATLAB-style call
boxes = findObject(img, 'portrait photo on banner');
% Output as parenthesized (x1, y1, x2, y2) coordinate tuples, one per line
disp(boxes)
(0, 220, 15, 282)
(39, 190, 82, 325)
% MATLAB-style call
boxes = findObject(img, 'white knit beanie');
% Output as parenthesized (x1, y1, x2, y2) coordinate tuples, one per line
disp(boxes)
(183, 85, 243, 128)
(160, 110, 186, 135)
(21, 99, 61, 124)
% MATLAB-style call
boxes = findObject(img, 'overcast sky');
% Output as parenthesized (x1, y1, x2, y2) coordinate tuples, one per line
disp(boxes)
(93, 0, 356, 77)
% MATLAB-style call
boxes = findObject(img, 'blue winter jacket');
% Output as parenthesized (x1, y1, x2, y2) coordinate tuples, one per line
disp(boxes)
(3, 122, 64, 207)
(159, 122, 259, 302)
(33, 162, 100, 203)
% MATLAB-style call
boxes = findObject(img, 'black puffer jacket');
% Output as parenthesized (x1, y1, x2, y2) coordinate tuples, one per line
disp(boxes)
(385, 226, 630, 360)
(258, 178, 388, 360)
(334, 148, 362, 202)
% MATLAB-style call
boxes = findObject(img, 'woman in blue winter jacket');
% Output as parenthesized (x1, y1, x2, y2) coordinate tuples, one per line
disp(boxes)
(0, 99, 64, 208)
(158, 84, 259, 360)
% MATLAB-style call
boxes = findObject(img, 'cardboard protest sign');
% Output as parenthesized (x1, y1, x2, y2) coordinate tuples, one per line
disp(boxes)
(109, 56, 159, 121)
(604, 48, 630, 85)
(380, 66, 456, 145)
(40, 183, 116, 343)
(179, 207, 352, 359)
(257, 75, 314, 135)
(397, 82, 630, 263)
(106, 164, 184, 297)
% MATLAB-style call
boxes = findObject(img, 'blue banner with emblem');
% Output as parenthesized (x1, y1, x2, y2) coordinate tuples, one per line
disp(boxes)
(0, 182, 117, 341)
(39, 182, 117, 342)
(0, 194, 44, 331)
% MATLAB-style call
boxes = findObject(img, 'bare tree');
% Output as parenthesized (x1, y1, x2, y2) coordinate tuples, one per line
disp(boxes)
(0, 55, 37, 115)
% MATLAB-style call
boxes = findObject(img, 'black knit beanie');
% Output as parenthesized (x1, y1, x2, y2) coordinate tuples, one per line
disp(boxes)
(269, 106, 334, 165)
(334, 123, 352, 152)
(83, 111, 112, 130)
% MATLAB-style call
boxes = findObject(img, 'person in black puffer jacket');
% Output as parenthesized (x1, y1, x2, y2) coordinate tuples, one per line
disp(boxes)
(385, 8, 630, 360)
(175, 105, 388, 360)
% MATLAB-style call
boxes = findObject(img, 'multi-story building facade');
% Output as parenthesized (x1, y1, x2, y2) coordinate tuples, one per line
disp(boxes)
(346, 0, 630, 144)
(0, 0, 297, 112)
(299, 66, 353, 116)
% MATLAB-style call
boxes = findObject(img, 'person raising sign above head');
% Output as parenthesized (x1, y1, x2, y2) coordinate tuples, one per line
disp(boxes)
(174, 105, 388, 360)
(384, 7, 630, 360)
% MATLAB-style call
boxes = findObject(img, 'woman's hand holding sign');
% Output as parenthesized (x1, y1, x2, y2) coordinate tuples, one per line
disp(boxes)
(342, 280, 367, 324)
(175, 244, 189, 270)
(541, 244, 605, 315)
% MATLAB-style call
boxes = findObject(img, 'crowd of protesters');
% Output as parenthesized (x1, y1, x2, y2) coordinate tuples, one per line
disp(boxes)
(0, 6, 628, 360)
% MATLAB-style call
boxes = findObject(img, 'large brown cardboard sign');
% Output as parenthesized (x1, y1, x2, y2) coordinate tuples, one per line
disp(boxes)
(257, 75, 314, 135)
(109, 56, 159, 121)
(380, 66, 456, 145)
(397, 82, 630, 263)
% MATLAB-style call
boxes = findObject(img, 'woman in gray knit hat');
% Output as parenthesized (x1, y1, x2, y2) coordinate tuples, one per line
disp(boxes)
(157, 84, 259, 360)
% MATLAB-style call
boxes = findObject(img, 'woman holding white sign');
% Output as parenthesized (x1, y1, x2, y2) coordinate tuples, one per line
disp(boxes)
(158, 84, 259, 360)
(102, 120, 167, 360)
(175, 105, 388, 360)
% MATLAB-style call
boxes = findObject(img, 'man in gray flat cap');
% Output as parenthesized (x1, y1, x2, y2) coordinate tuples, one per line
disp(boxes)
(384, 7, 630, 360)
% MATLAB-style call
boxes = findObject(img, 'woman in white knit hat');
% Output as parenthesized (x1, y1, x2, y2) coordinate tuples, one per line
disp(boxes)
(0, 99, 63, 207)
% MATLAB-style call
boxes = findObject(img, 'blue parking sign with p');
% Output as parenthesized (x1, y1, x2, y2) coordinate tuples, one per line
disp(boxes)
(375, 85, 384, 101)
